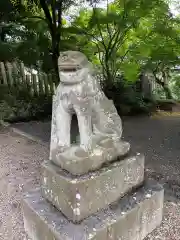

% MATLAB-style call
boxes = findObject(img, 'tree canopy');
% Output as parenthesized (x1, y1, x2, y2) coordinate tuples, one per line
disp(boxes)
(0, 0, 179, 94)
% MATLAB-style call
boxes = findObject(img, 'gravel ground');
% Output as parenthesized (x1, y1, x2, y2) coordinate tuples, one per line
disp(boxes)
(0, 116, 180, 239)
(0, 127, 49, 240)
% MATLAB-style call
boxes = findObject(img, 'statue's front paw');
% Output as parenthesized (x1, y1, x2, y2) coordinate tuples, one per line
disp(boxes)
(56, 145, 69, 154)
(52, 145, 69, 159)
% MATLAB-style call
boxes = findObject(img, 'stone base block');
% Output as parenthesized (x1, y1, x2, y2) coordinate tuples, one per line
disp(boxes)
(51, 139, 130, 175)
(41, 153, 144, 222)
(23, 181, 164, 240)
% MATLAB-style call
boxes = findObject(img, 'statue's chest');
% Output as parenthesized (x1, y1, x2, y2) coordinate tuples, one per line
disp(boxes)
(59, 83, 86, 111)
(60, 84, 84, 98)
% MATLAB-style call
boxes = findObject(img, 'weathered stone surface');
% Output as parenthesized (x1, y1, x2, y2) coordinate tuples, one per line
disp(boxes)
(51, 139, 130, 175)
(23, 181, 164, 240)
(41, 153, 144, 222)
(50, 51, 125, 166)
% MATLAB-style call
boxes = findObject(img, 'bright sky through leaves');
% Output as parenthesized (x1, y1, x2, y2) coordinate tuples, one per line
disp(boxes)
(64, 0, 179, 24)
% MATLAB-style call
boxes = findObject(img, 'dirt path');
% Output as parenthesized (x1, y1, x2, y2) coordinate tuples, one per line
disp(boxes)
(0, 127, 48, 240)
(1, 116, 180, 239)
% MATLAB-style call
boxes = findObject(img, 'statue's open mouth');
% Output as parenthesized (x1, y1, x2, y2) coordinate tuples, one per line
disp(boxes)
(60, 68, 78, 72)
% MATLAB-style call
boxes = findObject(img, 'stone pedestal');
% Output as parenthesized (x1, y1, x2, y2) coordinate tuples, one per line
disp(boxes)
(23, 181, 163, 240)
(41, 153, 144, 222)
(22, 51, 164, 240)
(23, 153, 164, 240)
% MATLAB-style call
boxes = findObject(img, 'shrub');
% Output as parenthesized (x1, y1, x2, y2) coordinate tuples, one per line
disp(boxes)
(0, 86, 52, 122)
(0, 75, 156, 123)
(104, 77, 156, 116)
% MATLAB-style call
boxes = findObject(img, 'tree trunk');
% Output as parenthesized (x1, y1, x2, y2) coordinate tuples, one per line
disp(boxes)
(0, 28, 6, 42)
(163, 84, 173, 99)
(162, 71, 173, 99)
(139, 73, 153, 98)
(52, 52, 59, 84)
(39, 0, 61, 84)
(155, 76, 173, 99)
(51, 36, 60, 84)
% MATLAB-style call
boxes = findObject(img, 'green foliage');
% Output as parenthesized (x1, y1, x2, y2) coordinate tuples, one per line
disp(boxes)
(104, 76, 155, 115)
(0, 86, 52, 122)
(69, 0, 180, 99)
(1, 0, 179, 81)
(0, 0, 180, 117)
(169, 72, 180, 99)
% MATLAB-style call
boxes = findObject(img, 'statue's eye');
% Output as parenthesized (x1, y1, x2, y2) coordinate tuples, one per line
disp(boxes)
(61, 55, 68, 61)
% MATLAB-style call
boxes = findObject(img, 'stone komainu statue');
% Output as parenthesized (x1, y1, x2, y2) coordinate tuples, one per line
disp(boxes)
(50, 51, 129, 174)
